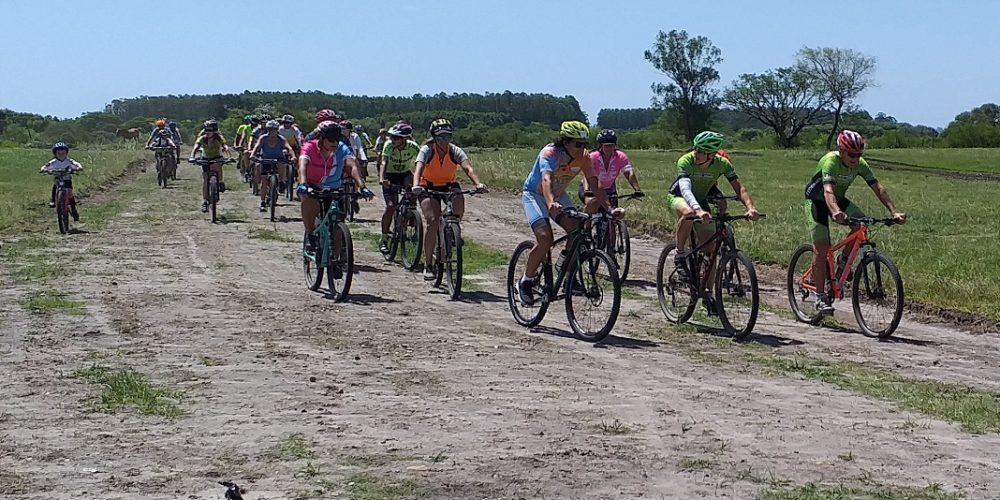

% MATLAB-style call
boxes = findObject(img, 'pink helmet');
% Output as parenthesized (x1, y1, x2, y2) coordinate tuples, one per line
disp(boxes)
(314, 109, 338, 124)
(837, 130, 865, 154)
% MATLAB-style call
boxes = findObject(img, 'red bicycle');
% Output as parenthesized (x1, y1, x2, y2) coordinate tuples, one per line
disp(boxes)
(787, 217, 904, 338)
(43, 169, 76, 234)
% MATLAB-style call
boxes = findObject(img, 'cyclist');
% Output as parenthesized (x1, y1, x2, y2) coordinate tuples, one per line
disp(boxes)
(668, 132, 759, 291)
(296, 120, 373, 256)
(804, 129, 906, 315)
(516, 121, 605, 305)
(145, 119, 168, 147)
(377, 123, 421, 254)
(340, 120, 369, 179)
(146, 129, 178, 174)
(189, 120, 231, 213)
(167, 121, 183, 164)
(40, 142, 83, 221)
(356, 124, 373, 150)
(277, 114, 303, 154)
(373, 128, 389, 168)
(580, 129, 643, 210)
(303, 109, 340, 142)
(235, 115, 257, 177)
(412, 119, 487, 280)
(249, 119, 296, 212)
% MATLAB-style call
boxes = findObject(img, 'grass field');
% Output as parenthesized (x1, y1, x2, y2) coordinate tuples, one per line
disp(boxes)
(471, 147, 1000, 321)
(866, 148, 1000, 174)
(0, 148, 145, 233)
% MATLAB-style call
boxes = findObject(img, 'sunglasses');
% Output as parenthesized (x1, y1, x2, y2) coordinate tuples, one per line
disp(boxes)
(846, 152, 862, 159)
(434, 134, 453, 141)
(571, 141, 587, 148)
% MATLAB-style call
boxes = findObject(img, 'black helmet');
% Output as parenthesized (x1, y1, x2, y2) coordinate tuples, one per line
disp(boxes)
(203, 120, 219, 131)
(317, 120, 342, 141)
(597, 129, 618, 144)
(429, 118, 454, 137)
(51, 142, 69, 154)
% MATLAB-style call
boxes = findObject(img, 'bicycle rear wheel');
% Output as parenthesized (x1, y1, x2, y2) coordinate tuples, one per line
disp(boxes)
(303, 232, 324, 291)
(715, 250, 759, 341)
(565, 248, 621, 342)
(444, 222, 463, 299)
(852, 252, 904, 338)
(326, 222, 354, 302)
(56, 189, 70, 235)
(656, 243, 696, 323)
(209, 176, 218, 223)
(507, 240, 552, 327)
(268, 175, 278, 222)
(399, 208, 423, 271)
(787, 244, 823, 325)
(606, 219, 631, 282)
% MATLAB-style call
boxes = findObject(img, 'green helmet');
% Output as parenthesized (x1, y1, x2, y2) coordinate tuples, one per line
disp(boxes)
(243, 114, 254, 124)
(693, 131, 725, 153)
(559, 121, 590, 141)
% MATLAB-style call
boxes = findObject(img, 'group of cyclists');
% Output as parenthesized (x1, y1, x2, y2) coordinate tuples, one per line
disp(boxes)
(42, 109, 906, 320)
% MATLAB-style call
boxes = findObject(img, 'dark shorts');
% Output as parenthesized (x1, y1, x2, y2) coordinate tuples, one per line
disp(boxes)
(805, 197, 865, 242)
(383, 172, 414, 204)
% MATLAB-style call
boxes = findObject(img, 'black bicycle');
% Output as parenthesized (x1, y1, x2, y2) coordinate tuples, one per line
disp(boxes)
(303, 188, 364, 302)
(655, 195, 765, 340)
(258, 158, 292, 222)
(380, 187, 423, 271)
(148, 146, 176, 188)
(507, 208, 622, 342)
(188, 158, 237, 223)
(590, 191, 644, 281)
(341, 178, 358, 222)
(421, 189, 482, 299)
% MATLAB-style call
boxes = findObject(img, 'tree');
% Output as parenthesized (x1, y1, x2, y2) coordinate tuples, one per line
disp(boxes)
(643, 30, 723, 140)
(724, 67, 831, 148)
(796, 47, 876, 149)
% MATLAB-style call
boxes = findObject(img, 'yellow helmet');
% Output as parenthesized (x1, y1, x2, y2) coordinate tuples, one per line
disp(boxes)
(559, 120, 589, 141)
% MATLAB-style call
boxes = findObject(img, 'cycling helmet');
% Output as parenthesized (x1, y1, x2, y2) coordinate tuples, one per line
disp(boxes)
(315, 109, 338, 124)
(203, 120, 219, 131)
(281, 114, 294, 124)
(258, 113, 272, 122)
(387, 123, 412, 138)
(559, 121, 589, 141)
(355, 125, 365, 133)
(597, 129, 618, 144)
(250, 115, 261, 125)
(429, 118, 454, 137)
(837, 130, 865, 154)
(168, 121, 177, 128)
(317, 120, 342, 141)
(340, 120, 354, 130)
(155, 119, 166, 128)
(51, 142, 69, 154)
(265, 119, 280, 130)
(378, 128, 388, 135)
(243, 114, 254, 123)
(692, 131, 725, 153)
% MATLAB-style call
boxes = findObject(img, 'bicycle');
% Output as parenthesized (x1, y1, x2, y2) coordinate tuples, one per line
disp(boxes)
(285, 154, 298, 202)
(258, 158, 291, 222)
(148, 146, 175, 188)
(341, 178, 358, 222)
(655, 195, 765, 341)
(234, 146, 250, 184)
(380, 187, 423, 271)
(420, 189, 481, 299)
(42, 169, 77, 234)
(590, 191, 644, 282)
(787, 216, 904, 338)
(506, 208, 622, 342)
(188, 158, 237, 223)
(303, 187, 364, 302)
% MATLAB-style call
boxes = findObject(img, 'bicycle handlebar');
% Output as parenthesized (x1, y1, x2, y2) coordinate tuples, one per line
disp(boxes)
(417, 188, 482, 200)
(257, 158, 292, 165)
(146, 146, 174, 150)
(188, 158, 238, 166)
(684, 212, 767, 222)
(846, 216, 899, 227)
(607, 192, 645, 202)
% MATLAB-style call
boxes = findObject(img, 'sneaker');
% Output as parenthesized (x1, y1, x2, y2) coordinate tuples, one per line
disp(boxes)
(423, 267, 436, 281)
(71, 210, 80, 222)
(703, 297, 718, 316)
(517, 276, 536, 305)
(673, 255, 690, 281)
(48, 201, 55, 208)
(201, 201, 209, 213)
(378, 235, 390, 254)
(219, 182, 227, 193)
(814, 293, 835, 316)
(259, 201, 266, 212)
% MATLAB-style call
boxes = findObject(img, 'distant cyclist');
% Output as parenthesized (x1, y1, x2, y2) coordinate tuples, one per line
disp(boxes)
(189, 120, 231, 213)
(303, 109, 340, 142)
(377, 123, 421, 253)
(249, 120, 296, 212)
(167, 121, 183, 161)
(277, 114, 304, 155)
(145, 119, 169, 148)
(580, 129, 643, 212)
(40, 142, 83, 221)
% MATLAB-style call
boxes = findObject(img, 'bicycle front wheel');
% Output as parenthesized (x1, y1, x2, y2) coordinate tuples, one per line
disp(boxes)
(565, 248, 621, 342)
(268, 176, 278, 222)
(326, 222, 354, 302)
(444, 222, 463, 299)
(56, 189, 70, 235)
(787, 244, 823, 325)
(303, 232, 324, 291)
(507, 240, 552, 327)
(209, 176, 218, 223)
(656, 243, 696, 323)
(399, 208, 423, 271)
(852, 252, 904, 338)
(715, 250, 759, 341)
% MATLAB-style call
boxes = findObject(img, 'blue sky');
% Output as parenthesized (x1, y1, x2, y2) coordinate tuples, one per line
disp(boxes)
(2, 0, 996, 128)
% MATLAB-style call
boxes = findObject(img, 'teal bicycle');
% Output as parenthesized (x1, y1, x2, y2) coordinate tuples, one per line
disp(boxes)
(303, 188, 363, 301)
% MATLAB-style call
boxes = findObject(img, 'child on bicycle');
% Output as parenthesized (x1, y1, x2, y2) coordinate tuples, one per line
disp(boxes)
(40, 142, 84, 221)
(804, 130, 905, 315)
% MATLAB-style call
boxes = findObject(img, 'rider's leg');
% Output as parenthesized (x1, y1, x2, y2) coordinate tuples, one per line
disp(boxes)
(380, 186, 398, 246)
(213, 162, 225, 192)
(420, 195, 442, 268)
(450, 186, 465, 221)
(301, 194, 320, 250)
(201, 169, 210, 203)
(807, 200, 835, 312)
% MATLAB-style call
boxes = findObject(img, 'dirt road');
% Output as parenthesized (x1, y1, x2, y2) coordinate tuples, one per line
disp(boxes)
(2, 163, 999, 499)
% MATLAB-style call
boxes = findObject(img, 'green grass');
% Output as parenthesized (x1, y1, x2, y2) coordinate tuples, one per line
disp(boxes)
(866, 147, 1000, 174)
(470, 148, 1000, 321)
(74, 365, 184, 418)
(759, 482, 961, 500)
(248, 227, 296, 242)
(594, 418, 633, 435)
(654, 327, 1000, 434)
(345, 473, 424, 500)
(266, 433, 317, 461)
(679, 457, 716, 471)
(18, 291, 85, 315)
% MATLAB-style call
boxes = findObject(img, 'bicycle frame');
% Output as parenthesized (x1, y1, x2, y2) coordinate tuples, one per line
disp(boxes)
(545, 210, 604, 298)
(797, 223, 873, 300)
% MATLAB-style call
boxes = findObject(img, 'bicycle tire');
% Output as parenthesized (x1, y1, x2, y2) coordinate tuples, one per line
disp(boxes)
(852, 252, 904, 338)
(326, 222, 354, 302)
(656, 243, 696, 323)
(506, 240, 552, 327)
(787, 244, 823, 325)
(431, 225, 445, 288)
(715, 250, 760, 341)
(565, 248, 621, 342)
(56, 188, 70, 235)
(268, 175, 278, 222)
(610, 219, 631, 282)
(303, 233, 324, 291)
(209, 176, 218, 223)
(444, 222, 463, 299)
(399, 208, 423, 271)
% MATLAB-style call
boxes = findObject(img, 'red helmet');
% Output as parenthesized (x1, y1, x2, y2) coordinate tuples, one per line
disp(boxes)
(314, 109, 338, 124)
(837, 130, 865, 154)
(317, 120, 342, 141)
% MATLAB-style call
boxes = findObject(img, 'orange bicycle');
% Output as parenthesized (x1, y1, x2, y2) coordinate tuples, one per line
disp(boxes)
(787, 217, 904, 338)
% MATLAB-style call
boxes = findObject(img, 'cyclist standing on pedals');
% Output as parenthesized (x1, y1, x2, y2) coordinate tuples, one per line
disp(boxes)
(412, 119, 488, 280)
(804, 130, 906, 315)
(516, 121, 606, 305)
(668, 131, 759, 311)
(580, 129, 643, 212)
(41, 142, 83, 222)
(296, 120, 373, 255)
(249, 120, 297, 212)
(189, 120, 231, 213)
(377, 122, 421, 254)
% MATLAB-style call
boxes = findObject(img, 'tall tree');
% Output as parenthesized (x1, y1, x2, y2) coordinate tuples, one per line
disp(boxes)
(724, 67, 831, 148)
(796, 47, 876, 149)
(643, 30, 723, 140)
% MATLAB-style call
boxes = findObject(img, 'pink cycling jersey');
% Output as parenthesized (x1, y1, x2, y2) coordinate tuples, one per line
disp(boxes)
(589, 150, 633, 190)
